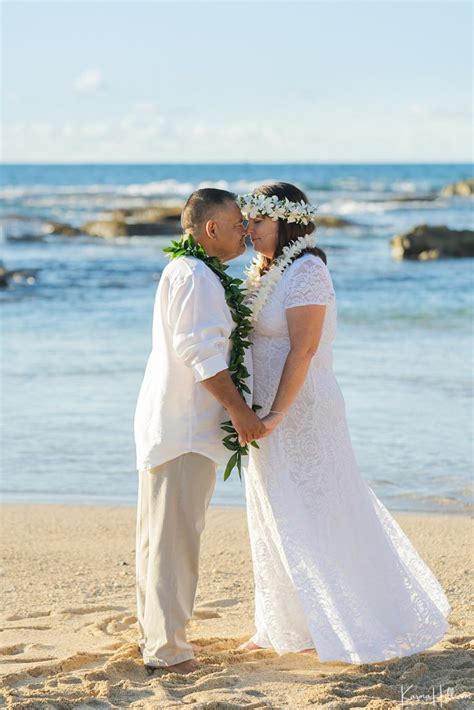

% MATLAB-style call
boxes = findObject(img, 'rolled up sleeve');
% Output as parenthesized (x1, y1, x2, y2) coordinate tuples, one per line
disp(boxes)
(168, 266, 230, 382)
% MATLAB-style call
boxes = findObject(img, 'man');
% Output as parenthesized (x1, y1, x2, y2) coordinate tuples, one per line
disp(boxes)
(134, 188, 265, 675)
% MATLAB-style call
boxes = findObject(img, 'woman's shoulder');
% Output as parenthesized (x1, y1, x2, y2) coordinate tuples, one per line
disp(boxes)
(284, 251, 335, 302)
(286, 251, 329, 275)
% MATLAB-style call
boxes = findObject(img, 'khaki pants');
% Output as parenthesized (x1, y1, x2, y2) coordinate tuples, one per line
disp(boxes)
(135, 452, 217, 667)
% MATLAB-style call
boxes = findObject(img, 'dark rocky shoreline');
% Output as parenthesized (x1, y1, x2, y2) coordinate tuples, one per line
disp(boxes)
(2, 179, 472, 276)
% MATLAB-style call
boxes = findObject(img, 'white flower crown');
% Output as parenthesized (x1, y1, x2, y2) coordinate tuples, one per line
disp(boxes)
(237, 193, 319, 225)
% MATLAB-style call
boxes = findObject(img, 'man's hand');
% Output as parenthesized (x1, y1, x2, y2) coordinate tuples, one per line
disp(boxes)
(200, 369, 266, 446)
(228, 403, 266, 446)
(201, 369, 266, 446)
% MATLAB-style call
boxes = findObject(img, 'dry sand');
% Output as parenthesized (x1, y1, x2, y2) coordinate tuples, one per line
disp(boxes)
(0, 504, 472, 709)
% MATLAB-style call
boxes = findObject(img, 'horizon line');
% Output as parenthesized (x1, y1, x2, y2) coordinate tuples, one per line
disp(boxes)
(1, 160, 472, 167)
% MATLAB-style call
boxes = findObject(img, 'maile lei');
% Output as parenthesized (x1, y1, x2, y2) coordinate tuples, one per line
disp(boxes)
(164, 234, 260, 481)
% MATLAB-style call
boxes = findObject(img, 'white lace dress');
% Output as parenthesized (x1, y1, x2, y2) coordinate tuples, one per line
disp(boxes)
(244, 252, 451, 664)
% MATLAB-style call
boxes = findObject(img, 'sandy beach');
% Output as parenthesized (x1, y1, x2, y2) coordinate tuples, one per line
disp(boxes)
(0, 504, 472, 709)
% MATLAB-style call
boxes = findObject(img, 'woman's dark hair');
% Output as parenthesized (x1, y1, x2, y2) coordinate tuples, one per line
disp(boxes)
(253, 182, 326, 274)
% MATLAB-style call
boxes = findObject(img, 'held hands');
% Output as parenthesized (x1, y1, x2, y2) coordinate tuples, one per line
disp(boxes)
(229, 404, 266, 447)
(231, 405, 286, 447)
(258, 411, 286, 440)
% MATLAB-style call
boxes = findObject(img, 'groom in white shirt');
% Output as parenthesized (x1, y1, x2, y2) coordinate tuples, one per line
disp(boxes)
(134, 188, 265, 674)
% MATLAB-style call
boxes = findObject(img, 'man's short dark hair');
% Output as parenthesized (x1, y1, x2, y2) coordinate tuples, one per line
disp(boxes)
(181, 188, 237, 232)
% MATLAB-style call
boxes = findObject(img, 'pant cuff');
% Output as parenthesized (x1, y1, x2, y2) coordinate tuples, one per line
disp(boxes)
(143, 650, 195, 668)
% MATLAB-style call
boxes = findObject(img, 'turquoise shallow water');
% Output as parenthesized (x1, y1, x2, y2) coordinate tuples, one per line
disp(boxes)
(1, 163, 472, 514)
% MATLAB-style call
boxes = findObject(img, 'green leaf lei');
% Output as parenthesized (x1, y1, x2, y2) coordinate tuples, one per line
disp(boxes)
(163, 234, 260, 481)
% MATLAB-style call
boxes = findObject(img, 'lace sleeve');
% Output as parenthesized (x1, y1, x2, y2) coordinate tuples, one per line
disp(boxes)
(284, 255, 334, 309)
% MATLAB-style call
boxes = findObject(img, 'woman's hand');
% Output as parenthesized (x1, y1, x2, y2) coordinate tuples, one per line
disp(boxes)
(237, 411, 286, 445)
(259, 411, 286, 438)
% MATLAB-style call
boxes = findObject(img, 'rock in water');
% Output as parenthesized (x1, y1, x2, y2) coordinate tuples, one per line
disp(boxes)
(314, 215, 356, 228)
(0, 260, 39, 287)
(390, 224, 474, 260)
(81, 220, 129, 238)
(439, 179, 474, 197)
(81, 205, 183, 238)
(44, 221, 82, 237)
(0, 261, 9, 287)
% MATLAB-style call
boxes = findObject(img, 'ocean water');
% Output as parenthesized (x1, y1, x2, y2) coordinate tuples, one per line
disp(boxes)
(1, 163, 472, 515)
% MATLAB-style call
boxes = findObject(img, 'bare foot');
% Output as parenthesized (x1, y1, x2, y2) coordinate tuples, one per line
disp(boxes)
(145, 658, 199, 675)
(167, 658, 199, 674)
(237, 640, 264, 651)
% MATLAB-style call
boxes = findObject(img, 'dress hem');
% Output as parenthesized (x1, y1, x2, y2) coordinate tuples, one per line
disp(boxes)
(268, 618, 450, 665)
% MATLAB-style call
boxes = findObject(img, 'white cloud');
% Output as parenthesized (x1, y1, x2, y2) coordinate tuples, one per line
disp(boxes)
(407, 101, 470, 121)
(2, 99, 471, 162)
(189, 122, 209, 140)
(30, 122, 54, 137)
(118, 102, 166, 138)
(82, 121, 109, 138)
(74, 69, 104, 94)
(60, 122, 76, 138)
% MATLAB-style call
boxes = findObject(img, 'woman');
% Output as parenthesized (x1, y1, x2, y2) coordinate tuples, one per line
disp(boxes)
(238, 182, 451, 664)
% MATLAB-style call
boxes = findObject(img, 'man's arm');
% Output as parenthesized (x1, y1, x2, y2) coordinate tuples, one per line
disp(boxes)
(201, 369, 265, 444)
(168, 263, 265, 443)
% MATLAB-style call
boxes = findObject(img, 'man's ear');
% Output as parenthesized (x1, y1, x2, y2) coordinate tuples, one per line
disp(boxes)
(205, 219, 217, 240)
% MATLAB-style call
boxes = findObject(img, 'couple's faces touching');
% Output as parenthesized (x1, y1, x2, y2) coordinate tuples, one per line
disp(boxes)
(246, 216, 279, 259)
(200, 199, 278, 262)
(202, 200, 247, 262)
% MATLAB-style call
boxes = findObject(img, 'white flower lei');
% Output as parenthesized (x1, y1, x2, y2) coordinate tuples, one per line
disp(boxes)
(244, 233, 319, 323)
(238, 193, 319, 226)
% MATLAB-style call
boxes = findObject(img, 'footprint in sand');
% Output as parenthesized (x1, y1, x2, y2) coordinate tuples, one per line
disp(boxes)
(99, 614, 137, 635)
(0, 644, 27, 656)
(191, 599, 240, 620)
(197, 598, 239, 609)
(446, 634, 474, 648)
(3, 650, 110, 687)
(0, 642, 61, 665)
(5, 611, 52, 621)
(192, 609, 221, 620)
(0, 624, 51, 632)
(170, 671, 241, 695)
(0, 654, 56, 664)
(60, 605, 126, 616)
(81, 612, 137, 636)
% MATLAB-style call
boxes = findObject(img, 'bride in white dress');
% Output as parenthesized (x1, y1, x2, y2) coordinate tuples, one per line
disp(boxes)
(238, 182, 451, 665)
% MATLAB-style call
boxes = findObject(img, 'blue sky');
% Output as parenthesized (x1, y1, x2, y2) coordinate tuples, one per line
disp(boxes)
(2, 1, 472, 163)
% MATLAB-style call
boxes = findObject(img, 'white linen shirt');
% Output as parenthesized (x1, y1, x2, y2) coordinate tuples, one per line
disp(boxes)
(134, 255, 253, 471)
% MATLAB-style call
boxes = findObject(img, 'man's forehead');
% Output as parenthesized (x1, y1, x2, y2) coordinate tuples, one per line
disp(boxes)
(216, 200, 242, 220)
